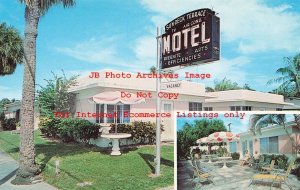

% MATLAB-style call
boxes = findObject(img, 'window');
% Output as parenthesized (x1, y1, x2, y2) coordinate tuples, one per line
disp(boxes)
(230, 106, 252, 111)
(164, 104, 172, 112)
(269, 136, 279, 153)
(96, 104, 130, 124)
(242, 141, 247, 155)
(96, 104, 104, 123)
(249, 140, 253, 156)
(189, 102, 202, 111)
(276, 108, 283, 111)
(204, 107, 213, 111)
(260, 136, 278, 154)
(229, 142, 237, 153)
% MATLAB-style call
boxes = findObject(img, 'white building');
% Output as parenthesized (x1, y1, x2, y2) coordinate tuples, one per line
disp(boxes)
(69, 69, 294, 142)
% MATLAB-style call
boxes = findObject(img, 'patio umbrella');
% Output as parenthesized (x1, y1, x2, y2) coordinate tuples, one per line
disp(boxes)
(88, 91, 146, 133)
(197, 137, 209, 144)
(207, 131, 239, 143)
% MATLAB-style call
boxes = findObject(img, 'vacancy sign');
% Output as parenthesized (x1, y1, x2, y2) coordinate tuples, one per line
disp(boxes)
(161, 8, 220, 69)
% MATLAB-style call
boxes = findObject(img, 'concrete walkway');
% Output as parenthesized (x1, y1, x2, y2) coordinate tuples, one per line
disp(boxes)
(0, 150, 18, 185)
(0, 150, 58, 190)
(178, 159, 300, 190)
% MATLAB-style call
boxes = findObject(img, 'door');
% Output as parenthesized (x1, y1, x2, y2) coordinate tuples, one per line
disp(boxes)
(161, 101, 173, 141)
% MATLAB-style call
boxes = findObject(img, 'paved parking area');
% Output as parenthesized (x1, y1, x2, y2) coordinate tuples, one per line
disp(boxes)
(177, 159, 300, 190)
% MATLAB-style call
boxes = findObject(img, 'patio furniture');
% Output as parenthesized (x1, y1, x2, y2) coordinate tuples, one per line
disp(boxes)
(248, 157, 256, 167)
(259, 157, 271, 171)
(249, 160, 295, 190)
(252, 156, 264, 170)
(190, 159, 215, 187)
(261, 160, 275, 173)
(101, 133, 131, 155)
(203, 154, 213, 163)
(218, 156, 232, 169)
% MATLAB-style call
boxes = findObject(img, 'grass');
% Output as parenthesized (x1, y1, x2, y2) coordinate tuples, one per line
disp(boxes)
(0, 131, 174, 190)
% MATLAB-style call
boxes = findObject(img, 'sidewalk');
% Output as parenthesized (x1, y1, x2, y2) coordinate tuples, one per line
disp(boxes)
(0, 150, 18, 185)
(0, 150, 58, 190)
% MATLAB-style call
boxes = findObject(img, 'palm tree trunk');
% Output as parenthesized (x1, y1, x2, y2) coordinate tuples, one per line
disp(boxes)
(12, 0, 40, 184)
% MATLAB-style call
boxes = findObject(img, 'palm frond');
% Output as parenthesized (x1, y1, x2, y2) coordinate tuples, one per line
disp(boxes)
(19, 0, 75, 14)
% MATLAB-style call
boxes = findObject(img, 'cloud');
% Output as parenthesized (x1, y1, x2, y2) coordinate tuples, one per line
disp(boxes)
(140, 0, 300, 54)
(56, 36, 157, 73)
(173, 56, 251, 88)
(56, 37, 122, 65)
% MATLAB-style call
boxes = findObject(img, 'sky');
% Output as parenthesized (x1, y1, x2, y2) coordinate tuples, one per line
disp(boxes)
(176, 113, 295, 133)
(1, 0, 300, 99)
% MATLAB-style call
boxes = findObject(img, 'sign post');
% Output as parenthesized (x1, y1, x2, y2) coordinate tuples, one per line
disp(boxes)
(154, 8, 220, 176)
(155, 26, 162, 176)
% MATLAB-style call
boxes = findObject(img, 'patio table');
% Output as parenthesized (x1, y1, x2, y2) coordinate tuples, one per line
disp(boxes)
(218, 156, 232, 169)
(203, 154, 213, 163)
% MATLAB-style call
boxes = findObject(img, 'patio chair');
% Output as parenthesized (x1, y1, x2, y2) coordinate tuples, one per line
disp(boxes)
(247, 157, 256, 167)
(261, 160, 275, 173)
(191, 162, 215, 188)
(252, 156, 264, 170)
(249, 160, 295, 190)
(256, 157, 271, 171)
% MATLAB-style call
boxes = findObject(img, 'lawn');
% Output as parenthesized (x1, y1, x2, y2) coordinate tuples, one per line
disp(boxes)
(0, 131, 174, 190)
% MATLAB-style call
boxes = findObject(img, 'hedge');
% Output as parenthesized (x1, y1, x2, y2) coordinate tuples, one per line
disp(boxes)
(39, 116, 100, 143)
(109, 121, 164, 145)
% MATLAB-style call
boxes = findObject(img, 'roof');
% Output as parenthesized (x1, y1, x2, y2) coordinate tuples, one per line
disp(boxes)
(205, 90, 289, 105)
(238, 121, 297, 136)
(68, 69, 213, 98)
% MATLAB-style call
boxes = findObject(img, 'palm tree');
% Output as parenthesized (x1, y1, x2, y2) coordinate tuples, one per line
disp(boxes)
(12, 0, 75, 185)
(0, 23, 23, 76)
(149, 66, 156, 74)
(267, 53, 300, 97)
(248, 114, 299, 156)
(206, 77, 241, 92)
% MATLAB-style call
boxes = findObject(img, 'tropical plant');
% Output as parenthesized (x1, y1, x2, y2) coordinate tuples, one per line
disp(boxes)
(248, 114, 300, 156)
(109, 121, 164, 145)
(0, 98, 18, 112)
(267, 53, 300, 97)
(13, 0, 75, 185)
(177, 119, 226, 159)
(231, 152, 240, 160)
(149, 66, 156, 74)
(205, 77, 254, 92)
(36, 71, 78, 116)
(0, 23, 23, 76)
(3, 118, 17, 131)
(0, 111, 5, 131)
(39, 116, 100, 143)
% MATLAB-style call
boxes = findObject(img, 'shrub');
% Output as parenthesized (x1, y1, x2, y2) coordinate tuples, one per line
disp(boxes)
(0, 112, 5, 130)
(39, 116, 61, 137)
(3, 118, 17, 130)
(57, 118, 100, 143)
(39, 116, 100, 143)
(0, 112, 5, 121)
(262, 154, 289, 170)
(291, 157, 300, 180)
(109, 121, 164, 145)
(216, 147, 227, 157)
(231, 152, 240, 160)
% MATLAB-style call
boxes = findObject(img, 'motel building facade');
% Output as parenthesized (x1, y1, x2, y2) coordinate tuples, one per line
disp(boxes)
(229, 121, 300, 159)
(68, 69, 295, 144)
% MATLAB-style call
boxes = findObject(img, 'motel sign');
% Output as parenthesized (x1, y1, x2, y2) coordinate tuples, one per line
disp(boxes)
(161, 8, 220, 69)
